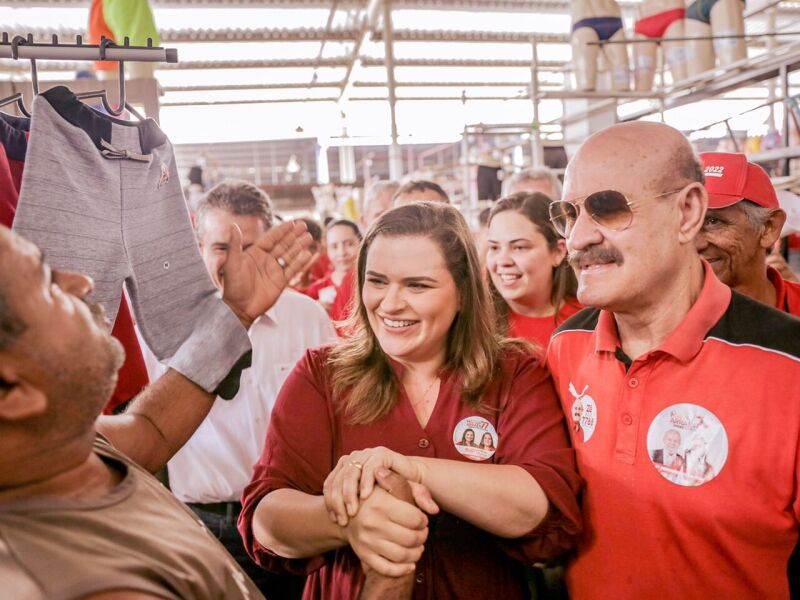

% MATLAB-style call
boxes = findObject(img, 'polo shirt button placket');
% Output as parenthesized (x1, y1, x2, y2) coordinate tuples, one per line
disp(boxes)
(628, 377, 639, 388)
(621, 413, 633, 426)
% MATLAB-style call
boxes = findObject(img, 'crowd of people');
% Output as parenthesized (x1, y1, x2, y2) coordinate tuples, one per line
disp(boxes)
(1, 121, 799, 600)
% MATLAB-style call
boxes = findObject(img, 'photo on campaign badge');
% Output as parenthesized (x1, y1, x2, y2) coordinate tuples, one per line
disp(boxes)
(646, 403, 728, 487)
(453, 416, 498, 461)
(567, 382, 597, 443)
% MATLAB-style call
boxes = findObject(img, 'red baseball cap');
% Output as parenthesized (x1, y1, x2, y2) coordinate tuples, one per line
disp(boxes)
(699, 152, 778, 209)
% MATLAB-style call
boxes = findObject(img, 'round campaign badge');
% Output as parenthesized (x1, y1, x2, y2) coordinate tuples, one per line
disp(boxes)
(567, 382, 597, 443)
(453, 416, 498, 462)
(646, 404, 728, 487)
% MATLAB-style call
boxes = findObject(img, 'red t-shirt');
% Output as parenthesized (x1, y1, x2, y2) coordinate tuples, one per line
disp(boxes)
(310, 252, 333, 282)
(768, 265, 800, 317)
(0, 145, 17, 228)
(547, 261, 800, 598)
(507, 299, 583, 351)
(103, 294, 149, 414)
(239, 346, 582, 600)
(304, 274, 335, 301)
(304, 269, 356, 330)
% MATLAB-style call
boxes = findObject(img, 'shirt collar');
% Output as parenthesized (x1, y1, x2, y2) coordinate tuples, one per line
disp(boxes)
(767, 266, 787, 311)
(250, 300, 280, 329)
(594, 260, 731, 363)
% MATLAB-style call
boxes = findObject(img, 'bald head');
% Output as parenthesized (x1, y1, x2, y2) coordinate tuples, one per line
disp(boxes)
(565, 122, 703, 198)
(560, 122, 709, 315)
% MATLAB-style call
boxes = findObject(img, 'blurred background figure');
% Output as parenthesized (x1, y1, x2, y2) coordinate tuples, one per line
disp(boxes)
(304, 219, 362, 326)
(502, 167, 563, 200)
(486, 192, 581, 350)
(392, 180, 450, 207)
(361, 180, 400, 231)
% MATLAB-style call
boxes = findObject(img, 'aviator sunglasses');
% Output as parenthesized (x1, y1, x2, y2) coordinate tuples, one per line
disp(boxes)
(548, 188, 686, 238)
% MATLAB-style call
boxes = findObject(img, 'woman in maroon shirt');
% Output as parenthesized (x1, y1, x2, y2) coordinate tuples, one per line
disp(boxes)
(239, 202, 581, 599)
(486, 192, 582, 350)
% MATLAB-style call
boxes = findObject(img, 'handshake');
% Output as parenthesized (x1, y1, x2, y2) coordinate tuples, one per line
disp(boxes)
(359, 469, 419, 600)
(322, 448, 439, 600)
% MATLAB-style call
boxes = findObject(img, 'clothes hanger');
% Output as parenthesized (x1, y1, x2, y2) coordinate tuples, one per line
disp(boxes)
(75, 37, 146, 121)
(0, 35, 35, 118)
(0, 92, 31, 118)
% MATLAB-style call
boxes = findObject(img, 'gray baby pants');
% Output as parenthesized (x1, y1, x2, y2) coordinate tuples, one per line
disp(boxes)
(13, 86, 250, 394)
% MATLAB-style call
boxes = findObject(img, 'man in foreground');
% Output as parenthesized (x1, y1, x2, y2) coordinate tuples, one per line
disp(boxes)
(0, 220, 311, 599)
(546, 121, 800, 597)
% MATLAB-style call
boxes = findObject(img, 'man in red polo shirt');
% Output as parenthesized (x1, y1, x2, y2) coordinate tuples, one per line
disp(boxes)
(547, 121, 800, 597)
(696, 151, 800, 316)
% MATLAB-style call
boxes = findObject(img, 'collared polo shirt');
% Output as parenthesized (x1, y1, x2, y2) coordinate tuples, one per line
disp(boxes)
(547, 262, 800, 598)
(159, 289, 338, 503)
(768, 265, 800, 316)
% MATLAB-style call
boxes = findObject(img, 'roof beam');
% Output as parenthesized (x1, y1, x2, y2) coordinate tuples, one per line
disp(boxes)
(374, 29, 569, 43)
(338, 0, 382, 102)
(162, 80, 552, 92)
(1, 0, 366, 6)
(4, 0, 800, 13)
(0, 55, 571, 71)
(9, 27, 788, 47)
(10, 26, 569, 45)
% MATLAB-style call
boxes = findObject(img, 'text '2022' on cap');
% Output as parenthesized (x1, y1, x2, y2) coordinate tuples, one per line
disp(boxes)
(699, 151, 779, 210)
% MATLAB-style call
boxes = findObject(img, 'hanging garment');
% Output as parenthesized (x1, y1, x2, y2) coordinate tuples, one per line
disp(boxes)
(571, 16, 624, 40)
(0, 110, 149, 411)
(0, 144, 17, 228)
(104, 293, 149, 414)
(103, 0, 161, 47)
(13, 87, 250, 395)
(634, 8, 686, 39)
(0, 113, 29, 193)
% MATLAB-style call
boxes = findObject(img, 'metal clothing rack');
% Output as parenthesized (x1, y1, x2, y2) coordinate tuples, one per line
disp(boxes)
(0, 33, 178, 119)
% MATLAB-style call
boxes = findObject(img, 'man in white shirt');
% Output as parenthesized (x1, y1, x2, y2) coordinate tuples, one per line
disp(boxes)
(146, 180, 337, 599)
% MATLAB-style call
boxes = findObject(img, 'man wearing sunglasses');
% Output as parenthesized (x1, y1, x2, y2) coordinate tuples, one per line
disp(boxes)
(546, 121, 800, 598)
(695, 151, 800, 317)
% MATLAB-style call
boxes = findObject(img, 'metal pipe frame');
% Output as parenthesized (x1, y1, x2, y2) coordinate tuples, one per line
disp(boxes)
(0, 56, 572, 72)
(17, 26, 572, 45)
(161, 94, 536, 107)
(5, 0, 800, 13)
(0, 33, 178, 62)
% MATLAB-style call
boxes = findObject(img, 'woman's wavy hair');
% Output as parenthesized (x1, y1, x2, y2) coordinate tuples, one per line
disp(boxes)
(487, 192, 578, 334)
(329, 202, 519, 425)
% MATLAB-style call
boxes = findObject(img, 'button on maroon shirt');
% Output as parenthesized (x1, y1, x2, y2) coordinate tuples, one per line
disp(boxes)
(239, 346, 582, 600)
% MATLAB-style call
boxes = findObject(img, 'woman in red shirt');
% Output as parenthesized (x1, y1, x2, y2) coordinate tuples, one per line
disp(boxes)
(486, 192, 582, 350)
(239, 202, 581, 599)
(304, 219, 361, 322)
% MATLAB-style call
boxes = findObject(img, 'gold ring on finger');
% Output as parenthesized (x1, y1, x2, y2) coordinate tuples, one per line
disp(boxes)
(349, 460, 363, 471)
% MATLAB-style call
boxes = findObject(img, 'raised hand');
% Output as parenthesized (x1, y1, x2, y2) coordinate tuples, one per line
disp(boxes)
(219, 220, 313, 326)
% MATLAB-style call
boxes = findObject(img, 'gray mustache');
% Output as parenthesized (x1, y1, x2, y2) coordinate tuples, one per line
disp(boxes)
(568, 247, 624, 268)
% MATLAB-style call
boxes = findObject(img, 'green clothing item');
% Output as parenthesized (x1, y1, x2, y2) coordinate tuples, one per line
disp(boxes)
(102, 0, 160, 47)
(686, 0, 744, 25)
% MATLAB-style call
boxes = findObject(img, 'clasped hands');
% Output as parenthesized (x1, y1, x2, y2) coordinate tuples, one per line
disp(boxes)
(323, 447, 440, 577)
